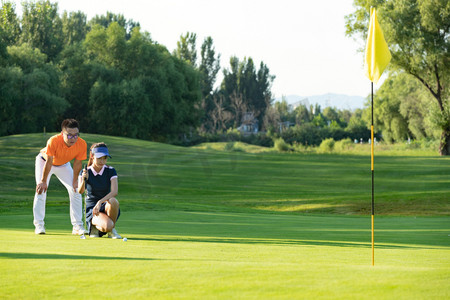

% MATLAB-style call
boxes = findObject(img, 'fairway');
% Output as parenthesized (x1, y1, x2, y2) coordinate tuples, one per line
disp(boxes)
(0, 134, 449, 299)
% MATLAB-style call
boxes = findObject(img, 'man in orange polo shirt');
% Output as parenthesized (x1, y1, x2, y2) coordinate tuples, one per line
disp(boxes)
(34, 119, 87, 235)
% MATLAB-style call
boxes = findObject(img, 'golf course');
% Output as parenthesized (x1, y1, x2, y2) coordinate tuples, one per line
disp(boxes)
(0, 133, 449, 299)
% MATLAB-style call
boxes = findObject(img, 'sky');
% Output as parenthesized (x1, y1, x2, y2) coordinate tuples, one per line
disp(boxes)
(14, 0, 376, 98)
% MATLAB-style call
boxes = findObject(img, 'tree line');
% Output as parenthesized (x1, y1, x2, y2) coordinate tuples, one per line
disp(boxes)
(0, 0, 448, 155)
(0, 0, 275, 142)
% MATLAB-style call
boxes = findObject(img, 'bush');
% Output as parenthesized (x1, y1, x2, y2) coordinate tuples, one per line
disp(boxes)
(335, 138, 353, 152)
(224, 141, 235, 151)
(319, 138, 335, 153)
(274, 137, 290, 152)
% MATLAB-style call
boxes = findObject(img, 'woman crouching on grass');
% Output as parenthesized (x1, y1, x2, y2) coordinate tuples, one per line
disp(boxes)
(78, 143, 121, 238)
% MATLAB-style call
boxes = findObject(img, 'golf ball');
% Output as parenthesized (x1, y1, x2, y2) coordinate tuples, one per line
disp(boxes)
(123, 237, 127, 242)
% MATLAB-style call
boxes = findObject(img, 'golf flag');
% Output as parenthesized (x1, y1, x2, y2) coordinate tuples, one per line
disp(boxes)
(364, 8, 391, 83)
(365, 7, 391, 267)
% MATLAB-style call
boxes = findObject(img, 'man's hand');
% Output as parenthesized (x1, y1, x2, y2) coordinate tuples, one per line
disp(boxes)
(72, 178, 78, 193)
(36, 181, 48, 194)
(72, 159, 83, 193)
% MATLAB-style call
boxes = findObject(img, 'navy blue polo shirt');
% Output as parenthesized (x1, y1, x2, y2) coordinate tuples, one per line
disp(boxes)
(83, 165, 118, 206)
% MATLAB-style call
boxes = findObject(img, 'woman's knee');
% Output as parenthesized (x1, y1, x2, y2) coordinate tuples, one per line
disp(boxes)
(107, 197, 119, 208)
(93, 213, 114, 232)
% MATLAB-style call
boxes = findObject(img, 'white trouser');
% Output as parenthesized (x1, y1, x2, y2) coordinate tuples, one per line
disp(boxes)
(33, 155, 83, 228)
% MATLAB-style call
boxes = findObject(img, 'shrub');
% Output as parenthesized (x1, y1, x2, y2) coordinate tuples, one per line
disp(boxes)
(274, 137, 290, 152)
(224, 141, 235, 151)
(319, 138, 335, 153)
(335, 138, 353, 152)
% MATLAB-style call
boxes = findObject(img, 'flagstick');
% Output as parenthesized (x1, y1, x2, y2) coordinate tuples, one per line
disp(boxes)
(371, 81, 375, 266)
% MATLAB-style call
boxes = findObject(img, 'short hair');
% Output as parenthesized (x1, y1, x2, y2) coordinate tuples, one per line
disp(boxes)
(61, 119, 79, 130)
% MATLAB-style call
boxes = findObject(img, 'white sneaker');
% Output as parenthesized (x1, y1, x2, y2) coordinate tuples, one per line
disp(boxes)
(72, 225, 88, 235)
(89, 227, 99, 238)
(35, 225, 45, 235)
(108, 228, 122, 239)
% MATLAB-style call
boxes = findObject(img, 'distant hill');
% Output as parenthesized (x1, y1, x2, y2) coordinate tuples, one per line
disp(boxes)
(275, 94, 368, 111)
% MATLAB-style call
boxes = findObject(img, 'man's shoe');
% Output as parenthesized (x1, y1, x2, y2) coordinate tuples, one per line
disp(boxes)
(89, 227, 100, 238)
(35, 225, 45, 235)
(72, 225, 87, 235)
(108, 228, 122, 239)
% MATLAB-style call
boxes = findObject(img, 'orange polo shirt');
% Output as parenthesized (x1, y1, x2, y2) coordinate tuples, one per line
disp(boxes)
(40, 133, 87, 166)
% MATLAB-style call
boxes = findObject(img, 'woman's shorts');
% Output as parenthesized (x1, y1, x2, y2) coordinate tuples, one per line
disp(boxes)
(86, 200, 120, 236)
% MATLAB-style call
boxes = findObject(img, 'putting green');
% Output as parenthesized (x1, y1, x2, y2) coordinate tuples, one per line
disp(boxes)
(1, 211, 449, 299)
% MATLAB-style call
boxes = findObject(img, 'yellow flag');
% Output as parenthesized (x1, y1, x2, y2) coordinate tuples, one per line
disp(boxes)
(365, 8, 391, 83)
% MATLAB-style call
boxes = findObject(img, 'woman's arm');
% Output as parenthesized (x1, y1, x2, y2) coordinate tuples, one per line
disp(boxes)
(77, 167, 88, 194)
(93, 178, 118, 215)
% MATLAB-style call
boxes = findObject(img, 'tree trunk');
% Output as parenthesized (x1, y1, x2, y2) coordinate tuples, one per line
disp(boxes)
(439, 128, 450, 156)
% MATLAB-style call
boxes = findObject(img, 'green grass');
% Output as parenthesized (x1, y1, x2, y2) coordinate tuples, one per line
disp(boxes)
(0, 133, 449, 299)
(0, 133, 448, 215)
(1, 211, 449, 299)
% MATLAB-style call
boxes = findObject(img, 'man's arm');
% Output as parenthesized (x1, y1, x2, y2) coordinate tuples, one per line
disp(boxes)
(36, 156, 53, 194)
(72, 159, 83, 192)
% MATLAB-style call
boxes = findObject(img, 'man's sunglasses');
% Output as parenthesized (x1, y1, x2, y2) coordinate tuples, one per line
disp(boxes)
(64, 132, 79, 139)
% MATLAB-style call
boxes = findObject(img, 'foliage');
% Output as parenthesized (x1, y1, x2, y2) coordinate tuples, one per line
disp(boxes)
(319, 138, 335, 153)
(174, 31, 197, 66)
(0, 44, 67, 135)
(334, 138, 354, 152)
(220, 56, 275, 129)
(346, 0, 449, 154)
(0, 2, 202, 140)
(273, 137, 290, 152)
(373, 72, 441, 143)
(20, 0, 63, 60)
(88, 11, 140, 40)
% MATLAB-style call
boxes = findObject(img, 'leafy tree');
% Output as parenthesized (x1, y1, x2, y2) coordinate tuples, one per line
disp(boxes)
(89, 77, 152, 139)
(61, 10, 88, 46)
(84, 22, 202, 140)
(20, 0, 63, 61)
(199, 36, 220, 98)
(84, 24, 108, 61)
(323, 107, 339, 124)
(6, 44, 67, 133)
(221, 56, 275, 129)
(275, 98, 294, 123)
(338, 109, 352, 128)
(0, 1, 21, 46)
(312, 114, 326, 128)
(198, 36, 221, 133)
(294, 103, 311, 124)
(174, 32, 197, 67)
(346, 0, 450, 155)
(373, 72, 440, 142)
(123, 27, 153, 78)
(88, 11, 139, 40)
(0, 66, 21, 134)
(58, 42, 95, 126)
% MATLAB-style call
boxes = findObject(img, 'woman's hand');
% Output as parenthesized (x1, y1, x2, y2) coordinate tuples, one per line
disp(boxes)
(93, 203, 101, 216)
(81, 168, 89, 181)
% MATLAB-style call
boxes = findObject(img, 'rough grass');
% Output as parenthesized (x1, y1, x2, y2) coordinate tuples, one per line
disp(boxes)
(0, 133, 448, 216)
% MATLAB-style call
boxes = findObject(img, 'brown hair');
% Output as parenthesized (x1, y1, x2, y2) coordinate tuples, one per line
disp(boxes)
(61, 119, 79, 130)
(87, 142, 108, 167)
